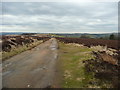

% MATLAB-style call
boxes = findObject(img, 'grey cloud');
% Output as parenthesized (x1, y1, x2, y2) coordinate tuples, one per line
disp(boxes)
(2, 2, 117, 17)
(1, 2, 118, 33)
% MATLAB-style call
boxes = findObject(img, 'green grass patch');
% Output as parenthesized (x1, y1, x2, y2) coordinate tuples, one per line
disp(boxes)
(58, 42, 102, 88)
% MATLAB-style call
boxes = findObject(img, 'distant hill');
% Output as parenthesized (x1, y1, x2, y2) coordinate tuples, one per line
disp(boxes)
(54, 33, 118, 39)
(0, 32, 118, 40)
(1, 32, 24, 35)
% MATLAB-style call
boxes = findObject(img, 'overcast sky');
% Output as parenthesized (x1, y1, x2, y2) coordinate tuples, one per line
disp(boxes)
(1, 2, 118, 33)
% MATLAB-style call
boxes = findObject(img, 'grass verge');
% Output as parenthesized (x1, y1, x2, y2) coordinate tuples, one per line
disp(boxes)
(58, 42, 103, 88)
(2, 40, 43, 61)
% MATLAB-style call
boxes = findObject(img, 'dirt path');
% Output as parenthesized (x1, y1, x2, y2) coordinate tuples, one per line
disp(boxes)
(2, 38, 58, 88)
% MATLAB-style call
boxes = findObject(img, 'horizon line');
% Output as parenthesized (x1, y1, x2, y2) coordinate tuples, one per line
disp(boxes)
(0, 31, 118, 34)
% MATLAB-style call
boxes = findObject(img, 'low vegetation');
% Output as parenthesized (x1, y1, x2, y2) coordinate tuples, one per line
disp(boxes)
(83, 51, 119, 88)
(56, 37, 119, 49)
(2, 40, 43, 61)
(58, 42, 95, 88)
(1, 35, 50, 61)
(58, 42, 119, 88)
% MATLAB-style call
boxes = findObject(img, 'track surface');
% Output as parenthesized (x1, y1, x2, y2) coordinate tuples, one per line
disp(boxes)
(2, 38, 58, 88)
